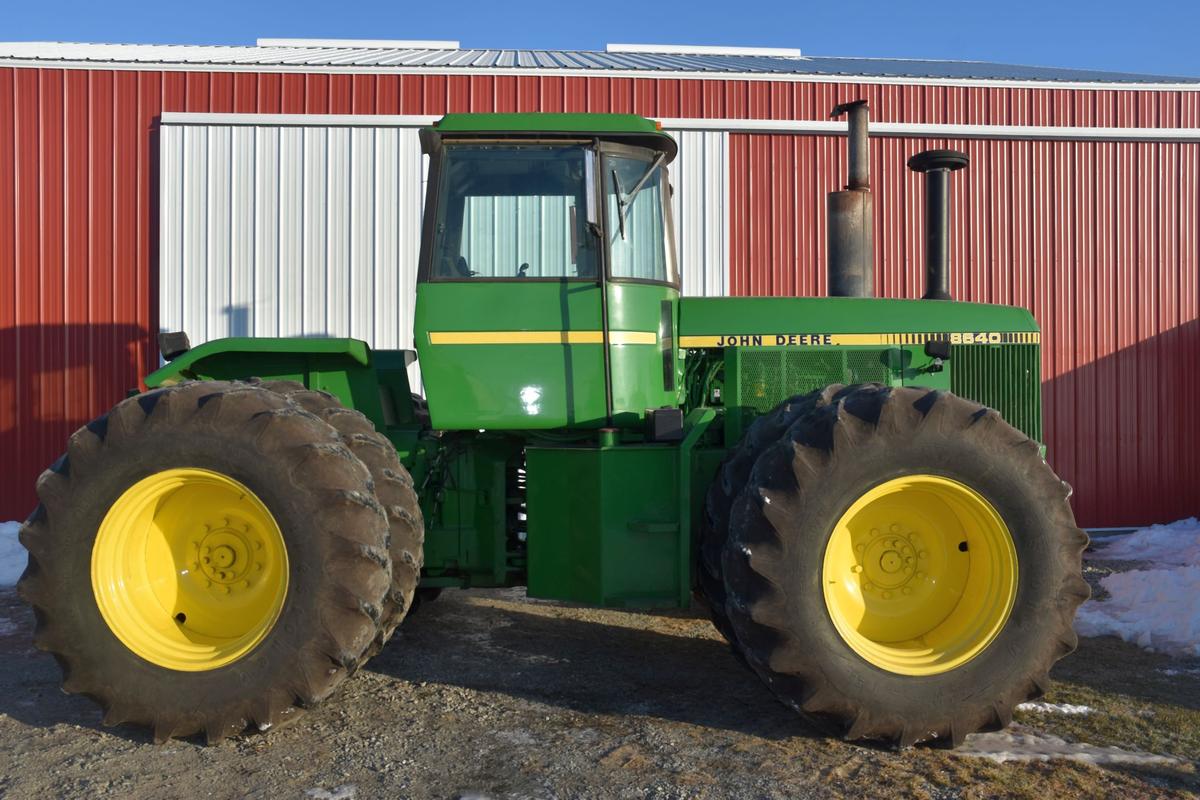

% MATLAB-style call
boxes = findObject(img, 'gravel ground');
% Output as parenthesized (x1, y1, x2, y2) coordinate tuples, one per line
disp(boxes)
(0, 585, 1197, 799)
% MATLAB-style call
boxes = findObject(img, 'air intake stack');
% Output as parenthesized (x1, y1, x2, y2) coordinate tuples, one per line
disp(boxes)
(907, 149, 969, 301)
(826, 100, 873, 298)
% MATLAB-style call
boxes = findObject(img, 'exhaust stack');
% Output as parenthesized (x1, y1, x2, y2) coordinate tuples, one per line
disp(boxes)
(907, 149, 969, 301)
(826, 100, 873, 298)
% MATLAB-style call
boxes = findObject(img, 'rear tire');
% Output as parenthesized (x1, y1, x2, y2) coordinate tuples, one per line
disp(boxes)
(18, 381, 392, 743)
(722, 384, 1090, 747)
(255, 380, 424, 653)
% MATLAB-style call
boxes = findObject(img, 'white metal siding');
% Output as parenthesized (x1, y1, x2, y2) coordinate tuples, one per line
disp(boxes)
(160, 121, 427, 381)
(671, 131, 729, 296)
(159, 117, 729, 385)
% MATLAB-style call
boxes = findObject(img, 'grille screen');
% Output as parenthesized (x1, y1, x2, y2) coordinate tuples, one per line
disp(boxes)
(735, 349, 891, 413)
(950, 344, 1042, 441)
(729, 344, 1043, 443)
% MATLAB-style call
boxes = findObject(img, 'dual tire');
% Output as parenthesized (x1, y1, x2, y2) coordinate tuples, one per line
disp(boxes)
(700, 384, 1090, 747)
(18, 380, 424, 743)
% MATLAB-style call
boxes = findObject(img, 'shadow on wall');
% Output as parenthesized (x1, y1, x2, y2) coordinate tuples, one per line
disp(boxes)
(0, 324, 150, 521)
(1044, 318, 1200, 529)
(223, 305, 251, 338)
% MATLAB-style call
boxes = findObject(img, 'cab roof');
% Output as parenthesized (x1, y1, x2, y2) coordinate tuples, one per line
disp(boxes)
(426, 113, 677, 161)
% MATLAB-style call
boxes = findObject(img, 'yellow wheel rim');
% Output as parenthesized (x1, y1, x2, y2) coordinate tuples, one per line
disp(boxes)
(91, 468, 289, 672)
(822, 475, 1017, 676)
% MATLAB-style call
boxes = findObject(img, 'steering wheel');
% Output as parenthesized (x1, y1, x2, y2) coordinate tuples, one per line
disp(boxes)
(454, 256, 476, 278)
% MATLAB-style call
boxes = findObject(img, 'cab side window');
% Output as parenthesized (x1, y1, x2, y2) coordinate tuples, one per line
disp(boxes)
(604, 155, 668, 283)
(433, 145, 597, 280)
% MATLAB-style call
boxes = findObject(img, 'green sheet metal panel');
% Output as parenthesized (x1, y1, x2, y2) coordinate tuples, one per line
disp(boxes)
(430, 113, 677, 160)
(526, 444, 681, 607)
(678, 296, 1039, 340)
(414, 281, 680, 430)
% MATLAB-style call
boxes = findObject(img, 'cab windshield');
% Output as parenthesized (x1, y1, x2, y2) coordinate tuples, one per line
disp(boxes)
(431, 145, 598, 280)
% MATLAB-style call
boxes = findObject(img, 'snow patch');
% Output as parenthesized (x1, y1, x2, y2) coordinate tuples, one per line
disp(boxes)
(959, 724, 1185, 767)
(0, 521, 26, 587)
(1159, 667, 1200, 677)
(1089, 518, 1200, 566)
(1076, 519, 1200, 657)
(305, 786, 356, 800)
(1015, 702, 1094, 715)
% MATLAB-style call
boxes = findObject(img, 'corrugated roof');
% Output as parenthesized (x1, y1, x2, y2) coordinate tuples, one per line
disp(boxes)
(0, 41, 1196, 85)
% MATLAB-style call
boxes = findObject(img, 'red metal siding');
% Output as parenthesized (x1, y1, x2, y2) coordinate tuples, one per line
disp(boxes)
(0, 66, 1196, 526)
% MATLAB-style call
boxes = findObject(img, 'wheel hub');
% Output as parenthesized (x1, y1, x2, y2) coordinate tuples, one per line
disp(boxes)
(192, 520, 266, 593)
(858, 525, 925, 595)
(822, 475, 1018, 676)
(91, 468, 289, 672)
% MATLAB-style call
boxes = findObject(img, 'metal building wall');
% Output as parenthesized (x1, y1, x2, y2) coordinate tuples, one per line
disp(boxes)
(0, 68, 159, 520)
(0, 63, 1196, 525)
(158, 121, 427, 385)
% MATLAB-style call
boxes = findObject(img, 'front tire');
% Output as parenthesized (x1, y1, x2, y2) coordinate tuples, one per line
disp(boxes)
(722, 384, 1090, 747)
(18, 381, 392, 743)
(699, 386, 843, 647)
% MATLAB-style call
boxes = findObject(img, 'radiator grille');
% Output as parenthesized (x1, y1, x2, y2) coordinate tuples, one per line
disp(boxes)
(949, 344, 1042, 441)
(727, 344, 1043, 444)
(734, 349, 891, 413)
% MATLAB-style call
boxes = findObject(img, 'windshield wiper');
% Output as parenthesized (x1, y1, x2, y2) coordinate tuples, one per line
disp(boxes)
(610, 168, 627, 240)
(612, 153, 665, 240)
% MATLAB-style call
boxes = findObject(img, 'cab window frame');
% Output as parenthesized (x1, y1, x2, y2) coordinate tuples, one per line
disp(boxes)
(418, 140, 600, 284)
(597, 141, 680, 290)
(418, 138, 679, 290)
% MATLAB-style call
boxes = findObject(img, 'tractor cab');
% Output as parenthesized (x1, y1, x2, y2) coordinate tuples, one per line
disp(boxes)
(413, 114, 683, 432)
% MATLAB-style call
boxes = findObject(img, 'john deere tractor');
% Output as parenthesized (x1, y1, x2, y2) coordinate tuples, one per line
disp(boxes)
(19, 107, 1088, 747)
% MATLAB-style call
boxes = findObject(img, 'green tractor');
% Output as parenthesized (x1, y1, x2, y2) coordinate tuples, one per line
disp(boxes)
(18, 108, 1088, 747)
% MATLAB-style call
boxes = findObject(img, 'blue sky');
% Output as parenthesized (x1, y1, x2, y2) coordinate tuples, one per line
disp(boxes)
(5, 0, 1199, 78)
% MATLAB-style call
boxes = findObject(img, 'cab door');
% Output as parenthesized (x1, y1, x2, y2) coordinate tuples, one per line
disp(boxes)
(600, 145, 683, 426)
(414, 142, 609, 430)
